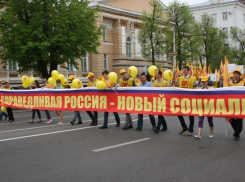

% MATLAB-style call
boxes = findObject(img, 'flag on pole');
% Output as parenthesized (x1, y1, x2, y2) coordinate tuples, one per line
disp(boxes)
(208, 65, 212, 74)
(203, 64, 207, 76)
(186, 62, 190, 67)
(224, 56, 229, 87)
(198, 61, 203, 77)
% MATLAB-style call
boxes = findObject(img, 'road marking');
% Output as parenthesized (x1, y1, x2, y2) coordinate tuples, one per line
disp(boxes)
(0, 115, 126, 134)
(92, 138, 151, 152)
(0, 117, 145, 143)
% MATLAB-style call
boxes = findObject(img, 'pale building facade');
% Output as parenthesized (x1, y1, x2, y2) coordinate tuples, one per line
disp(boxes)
(0, 0, 172, 87)
(191, 0, 245, 48)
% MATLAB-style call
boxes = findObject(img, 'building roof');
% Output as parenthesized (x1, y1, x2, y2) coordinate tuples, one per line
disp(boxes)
(190, 0, 241, 8)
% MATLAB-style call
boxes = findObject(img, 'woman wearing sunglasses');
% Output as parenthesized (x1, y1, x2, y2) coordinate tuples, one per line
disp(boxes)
(55, 79, 65, 125)
(29, 81, 42, 123)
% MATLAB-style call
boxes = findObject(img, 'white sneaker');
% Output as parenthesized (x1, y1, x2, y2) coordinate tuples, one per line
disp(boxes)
(209, 135, 213, 138)
(194, 135, 201, 139)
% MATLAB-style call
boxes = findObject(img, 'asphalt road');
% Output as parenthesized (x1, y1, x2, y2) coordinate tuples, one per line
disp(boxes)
(0, 110, 244, 182)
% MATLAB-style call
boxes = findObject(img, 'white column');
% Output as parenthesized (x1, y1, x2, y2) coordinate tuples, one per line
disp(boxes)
(122, 27, 126, 55)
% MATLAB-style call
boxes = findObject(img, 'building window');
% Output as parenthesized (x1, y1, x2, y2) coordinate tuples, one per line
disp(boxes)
(67, 60, 74, 71)
(223, 27, 228, 35)
(126, 37, 132, 58)
(8, 60, 17, 70)
(103, 26, 107, 41)
(212, 13, 217, 22)
(81, 54, 88, 71)
(104, 54, 108, 70)
(223, 12, 228, 21)
(130, 22, 134, 29)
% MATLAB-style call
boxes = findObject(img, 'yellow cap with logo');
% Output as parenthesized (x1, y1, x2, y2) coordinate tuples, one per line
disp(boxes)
(86, 72, 94, 78)
(233, 68, 242, 75)
(68, 75, 75, 80)
(201, 76, 208, 82)
(120, 69, 126, 74)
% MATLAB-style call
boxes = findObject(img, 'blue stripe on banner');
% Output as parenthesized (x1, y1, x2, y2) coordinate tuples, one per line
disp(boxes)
(0, 88, 245, 95)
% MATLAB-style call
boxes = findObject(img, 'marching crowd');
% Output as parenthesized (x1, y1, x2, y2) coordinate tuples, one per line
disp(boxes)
(0, 65, 243, 141)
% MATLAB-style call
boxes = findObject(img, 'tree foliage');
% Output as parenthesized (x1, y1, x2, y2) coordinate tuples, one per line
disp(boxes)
(138, 0, 165, 65)
(0, 0, 103, 78)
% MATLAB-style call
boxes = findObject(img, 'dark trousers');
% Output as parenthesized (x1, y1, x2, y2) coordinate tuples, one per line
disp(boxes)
(137, 114, 156, 129)
(178, 116, 194, 133)
(230, 118, 243, 137)
(32, 109, 41, 119)
(103, 112, 120, 127)
(7, 107, 14, 121)
(44, 110, 51, 120)
(156, 116, 167, 130)
(86, 111, 98, 124)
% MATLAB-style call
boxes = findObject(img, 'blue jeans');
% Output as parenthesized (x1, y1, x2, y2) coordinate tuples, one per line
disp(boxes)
(32, 109, 41, 119)
(137, 114, 156, 129)
(103, 112, 120, 127)
(45, 110, 51, 120)
(0, 111, 8, 120)
(72, 111, 82, 122)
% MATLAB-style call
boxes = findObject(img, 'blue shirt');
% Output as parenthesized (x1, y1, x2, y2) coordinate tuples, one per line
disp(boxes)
(139, 81, 153, 87)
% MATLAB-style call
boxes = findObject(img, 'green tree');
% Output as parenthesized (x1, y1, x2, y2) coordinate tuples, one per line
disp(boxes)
(0, 0, 102, 78)
(165, 0, 195, 69)
(193, 13, 227, 70)
(138, 0, 165, 65)
(230, 27, 245, 64)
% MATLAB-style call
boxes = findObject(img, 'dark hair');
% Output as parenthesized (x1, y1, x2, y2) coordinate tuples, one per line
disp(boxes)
(34, 81, 40, 88)
(140, 72, 146, 77)
(56, 79, 61, 83)
(158, 70, 162, 75)
(102, 70, 109, 75)
(234, 71, 241, 75)
(183, 66, 190, 71)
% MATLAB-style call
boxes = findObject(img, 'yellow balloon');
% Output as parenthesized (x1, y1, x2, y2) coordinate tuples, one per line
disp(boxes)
(109, 72, 118, 83)
(57, 74, 65, 82)
(72, 79, 81, 88)
(164, 70, 174, 81)
(128, 66, 138, 77)
(29, 77, 35, 84)
(51, 70, 59, 80)
(62, 79, 68, 86)
(21, 75, 28, 83)
(148, 65, 158, 76)
(1, 106, 7, 113)
(48, 77, 56, 85)
(22, 76, 29, 84)
(96, 81, 107, 90)
(79, 81, 83, 88)
(22, 82, 29, 88)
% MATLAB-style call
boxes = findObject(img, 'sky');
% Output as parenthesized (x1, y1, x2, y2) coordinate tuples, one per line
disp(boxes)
(162, 0, 208, 6)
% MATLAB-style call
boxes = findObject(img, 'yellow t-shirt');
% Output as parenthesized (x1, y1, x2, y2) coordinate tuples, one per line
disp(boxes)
(87, 79, 98, 87)
(119, 78, 134, 87)
(230, 79, 244, 86)
(179, 76, 196, 89)
(153, 80, 169, 87)
(2, 86, 14, 90)
(103, 80, 115, 87)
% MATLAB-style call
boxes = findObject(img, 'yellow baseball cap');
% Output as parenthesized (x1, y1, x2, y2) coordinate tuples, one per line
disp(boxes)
(5, 81, 9, 83)
(120, 69, 126, 74)
(201, 76, 208, 82)
(233, 68, 242, 75)
(86, 72, 94, 78)
(229, 73, 234, 78)
(68, 75, 75, 80)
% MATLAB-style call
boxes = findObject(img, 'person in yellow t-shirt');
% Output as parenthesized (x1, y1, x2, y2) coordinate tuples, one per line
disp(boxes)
(177, 66, 197, 136)
(86, 72, 98, 126)
(153, 70, 169, 133)
(99, 70, 120, 129)
(2, 81, 14, 122)
(119, 69, 135, 130)
(229, 69, 244, 140)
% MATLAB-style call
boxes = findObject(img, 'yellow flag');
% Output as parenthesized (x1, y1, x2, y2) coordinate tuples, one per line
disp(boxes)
(224, 56, 229, 87)
(235, 63, 237, 66)
(208, 65, 212, 74)
(199, 62, 202, 70)
(186, 62, 190, 67)
(203, 64, 207, 76)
